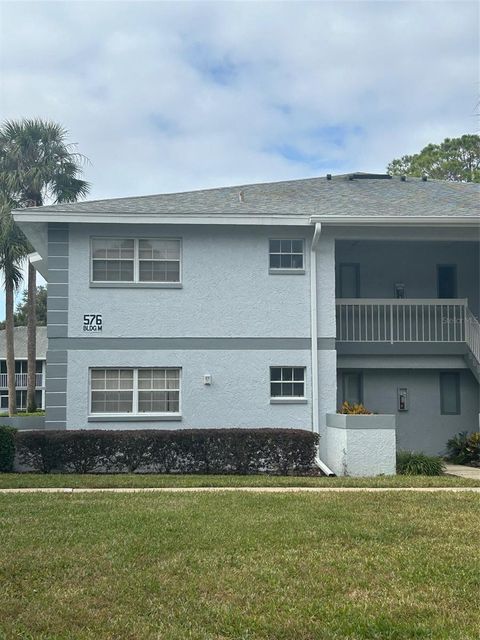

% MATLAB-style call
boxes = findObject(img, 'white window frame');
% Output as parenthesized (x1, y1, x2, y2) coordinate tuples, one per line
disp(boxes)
(268, 238, 305, 274)
(90, 237, 182, 285)
(89, 367, 182, 418)
(269, 366, 307, 404)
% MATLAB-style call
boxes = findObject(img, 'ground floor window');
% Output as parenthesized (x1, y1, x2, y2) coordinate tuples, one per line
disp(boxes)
(341, 371, 363, 405)
(270, 367, 305, 399)
(90, 368, 181, 415)
(440, 372, 460, 415)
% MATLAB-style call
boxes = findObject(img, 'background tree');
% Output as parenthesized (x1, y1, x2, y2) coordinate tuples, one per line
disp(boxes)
(0, 199, 30, 415)
(0, 119, 89, 412)
(387, 134, 480, 182)
(0, 286, 47, 330)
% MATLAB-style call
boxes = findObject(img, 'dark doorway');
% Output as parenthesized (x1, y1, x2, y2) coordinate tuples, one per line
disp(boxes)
(437, 265, 457, 299)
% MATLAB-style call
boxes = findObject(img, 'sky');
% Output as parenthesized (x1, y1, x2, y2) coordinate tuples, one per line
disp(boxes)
(0, 0, 478, 318)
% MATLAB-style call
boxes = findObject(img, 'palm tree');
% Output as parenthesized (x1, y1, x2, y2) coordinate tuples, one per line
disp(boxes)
(0, 119, 89, 412)
(0, 198, 29, 415)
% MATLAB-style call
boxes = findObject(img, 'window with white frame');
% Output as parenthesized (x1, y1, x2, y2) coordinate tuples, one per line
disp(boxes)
(90, 368, 181, 415)
(269, 239, 304, 270)
(91, 238, 181, 283)
(270, 367, 305, 398)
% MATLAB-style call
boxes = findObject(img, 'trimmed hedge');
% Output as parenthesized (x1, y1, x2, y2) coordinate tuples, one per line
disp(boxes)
(0, 426, 16, 472)
(15, 428, 319, 475)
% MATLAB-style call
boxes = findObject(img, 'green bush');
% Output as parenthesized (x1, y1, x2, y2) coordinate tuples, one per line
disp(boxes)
(396, 451, 445, 476)
(15, 428, 319, 475)
(0, 426, 16, 472)
(446, 431, 480, 467)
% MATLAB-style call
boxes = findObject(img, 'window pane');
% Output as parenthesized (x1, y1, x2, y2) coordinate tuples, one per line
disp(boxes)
(440, 373, 460, 414)
(92, 239, 134, 259)
(291, 240, 303, 253)
(282, 368, 293, 381)
(92, 260, 134, 282)
(293, 368, 304, 381)
(271, 382, 282, 397)
(269, 239, 281, 253)
(291, 254, 304, 269)
(269, 254, 281, 269)
(270, 368, 281, 381)
(280, 240, 292, 252)
(293, 383, 304, 396)
(280, 254, 292, 268)
(139, 260, 180, 282)
(139, 239, 180, 260)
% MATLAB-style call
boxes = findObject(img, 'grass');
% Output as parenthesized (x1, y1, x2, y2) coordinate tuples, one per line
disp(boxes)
(1, 491, 479, 639)
(0, 472, 480, 489)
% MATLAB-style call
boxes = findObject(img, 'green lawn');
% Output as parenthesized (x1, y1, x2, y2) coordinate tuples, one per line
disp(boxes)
(1, 492, 479, 639)
(0, 472, 479, 489)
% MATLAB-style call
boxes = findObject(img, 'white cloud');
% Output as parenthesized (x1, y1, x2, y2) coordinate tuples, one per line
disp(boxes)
(0, 1, 478, 317)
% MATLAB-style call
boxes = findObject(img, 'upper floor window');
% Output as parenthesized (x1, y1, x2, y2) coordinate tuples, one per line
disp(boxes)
(269, 239, 304, 272)
(91, 238, 181, 283)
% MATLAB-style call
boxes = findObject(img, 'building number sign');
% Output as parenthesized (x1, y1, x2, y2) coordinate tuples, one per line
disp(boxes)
(83, 314, 103, 332)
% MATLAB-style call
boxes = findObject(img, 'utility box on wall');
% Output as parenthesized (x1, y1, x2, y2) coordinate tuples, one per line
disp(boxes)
(325, 413, 397, 477)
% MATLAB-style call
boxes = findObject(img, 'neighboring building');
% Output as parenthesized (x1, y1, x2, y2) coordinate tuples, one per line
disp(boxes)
(13, 173, 480, 466)
(0, 326, 47, 411)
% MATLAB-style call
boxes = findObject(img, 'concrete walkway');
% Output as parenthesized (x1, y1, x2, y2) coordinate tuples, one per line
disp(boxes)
(445, 464, 480, 480)
(1, 486, 480, 494)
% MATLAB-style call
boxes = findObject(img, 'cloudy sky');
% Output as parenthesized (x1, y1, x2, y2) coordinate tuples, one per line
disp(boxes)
(0, 0, 478, 316)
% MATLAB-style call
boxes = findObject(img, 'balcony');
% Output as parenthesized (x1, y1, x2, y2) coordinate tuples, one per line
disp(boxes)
(336, 299, 480, 366)
(0, 373, 44, 389)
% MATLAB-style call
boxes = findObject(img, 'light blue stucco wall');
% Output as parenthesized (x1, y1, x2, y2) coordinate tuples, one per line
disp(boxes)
(68, 223, 314, 338)
(67, 348, 312, 430)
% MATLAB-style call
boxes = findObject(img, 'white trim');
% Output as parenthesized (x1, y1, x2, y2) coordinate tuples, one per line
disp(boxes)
(309, 215, 479, 227)
(14, 212, 313, 226)
(310, 223, 322, 435)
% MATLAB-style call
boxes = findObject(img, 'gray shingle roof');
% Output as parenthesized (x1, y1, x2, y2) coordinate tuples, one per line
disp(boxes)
(16, 174, 479, 219)
(0, 327, 47, 360)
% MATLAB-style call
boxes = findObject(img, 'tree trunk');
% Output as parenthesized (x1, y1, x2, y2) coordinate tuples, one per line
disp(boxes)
(26, 261, 37, 412)
(5, 280, 17, 416)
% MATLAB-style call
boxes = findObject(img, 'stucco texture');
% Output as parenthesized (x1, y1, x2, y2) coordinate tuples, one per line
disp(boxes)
(67, 349, 313, 430)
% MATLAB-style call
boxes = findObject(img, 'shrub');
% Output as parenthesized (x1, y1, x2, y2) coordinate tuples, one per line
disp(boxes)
(446, 431, 480, 467)
(397, 451, 445, 476)
(0, 426, 16, 472)
(14, 428, 319, 475)
(16, 431, 65, 473)
(338, 401, 373, 415)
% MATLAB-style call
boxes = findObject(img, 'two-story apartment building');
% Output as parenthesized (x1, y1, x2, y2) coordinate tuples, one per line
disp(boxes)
(13, 173, 480, 470)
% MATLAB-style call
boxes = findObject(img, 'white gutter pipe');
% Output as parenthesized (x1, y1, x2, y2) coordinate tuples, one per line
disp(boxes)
(310, 222, 335, 476)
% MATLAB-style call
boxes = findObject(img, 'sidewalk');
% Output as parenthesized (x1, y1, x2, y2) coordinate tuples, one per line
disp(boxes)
(445, 464, 480, 480)
(1, 486, 480, 494)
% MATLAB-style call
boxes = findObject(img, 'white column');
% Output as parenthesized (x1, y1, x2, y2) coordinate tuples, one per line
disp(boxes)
(316, 230, 337, 461)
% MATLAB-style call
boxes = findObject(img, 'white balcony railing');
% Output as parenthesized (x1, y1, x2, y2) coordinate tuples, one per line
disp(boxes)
(465, 307, 480, 363)
(0, 373, 44, 389)
(336, 299, 470, 345)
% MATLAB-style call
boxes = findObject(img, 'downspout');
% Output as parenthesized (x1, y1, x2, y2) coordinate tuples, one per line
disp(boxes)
(310, 222, 335, 476)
